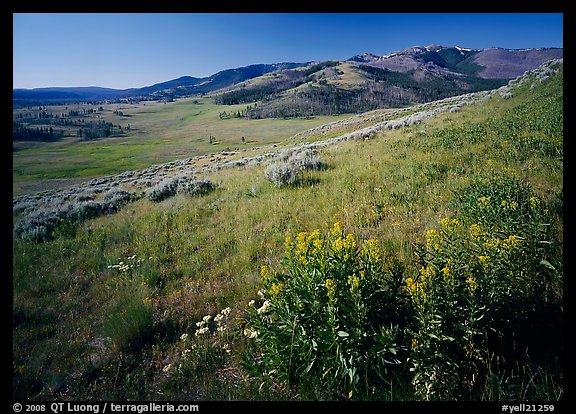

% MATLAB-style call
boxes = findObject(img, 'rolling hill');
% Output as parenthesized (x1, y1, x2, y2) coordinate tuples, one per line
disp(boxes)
(209, 45, 563, 118)
(12, 63, 307, 105)
(13, 45, 562, 112)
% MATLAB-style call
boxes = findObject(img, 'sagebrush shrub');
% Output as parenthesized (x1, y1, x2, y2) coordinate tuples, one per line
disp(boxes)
(146, 176, 215, 201)
(264, 149, 326, 187)
(264, 161, 300, 187)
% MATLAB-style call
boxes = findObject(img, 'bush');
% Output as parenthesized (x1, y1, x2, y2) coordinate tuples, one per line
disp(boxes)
(13, 208, 66, 242)
(244, 222, 406, 397)
(264, 161, 300, 187)
(264, 149, 326, 187)
(146, 178, 180, 202)
(178, 179, 215, 197)
(13, 190, 137, 242)
(146, 176, 215, 202)
(407, 171, 562, 400)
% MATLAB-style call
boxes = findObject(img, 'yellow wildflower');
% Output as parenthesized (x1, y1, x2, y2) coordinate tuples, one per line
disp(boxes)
(348, 275, 360, 293)
(312, 238, 323, 251)
(502, 235, 522, 250)
(331, 221, 343, 237)
(469, 223, 483, 238)
(420, 264, 436, 278)
(426, 229, 440, 250)
(269, 282, 285, 297)
(362, 238, 381, 261)
(478, 255, 490, 264)
(477, 196, 491, 207)
(325, 278, 337, 303)
(439, 217, 460, 233)
(284, 235, 294, 251)
(465, 276, 479, 296)
(260, 265, 271, 283)
(483, 237, 500, 250)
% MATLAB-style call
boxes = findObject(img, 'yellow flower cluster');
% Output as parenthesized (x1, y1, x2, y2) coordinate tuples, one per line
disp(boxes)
(260, 265, 271, 283)
(331, 221, 343, 237)
(478, 255, 490, 264)
(405, 276, 426, 302)
(325, 278, 337, 303)
(482, 237, 500, 251)
(481, 234, 521, 254)
(477, 196, 491, 207)
(348, 274, 360, 293)
(465, 276, 479, 296)
(501, 234, 522, 251)
(332, 233, 356, 254)
(500, 200, 518, 210)
(284, 235, 294, 251)
(469, 223, 484, 239)
(361, 238, 382, 262)
(420, 263, 436, 280)
(439, 217, 460, 233)
(269, 282, 285, 297)
(286, 229, 325, 264)
(426, 229, 440, 250)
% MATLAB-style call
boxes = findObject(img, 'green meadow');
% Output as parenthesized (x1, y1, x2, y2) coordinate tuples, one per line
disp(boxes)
(13, 66, 563, 401)
(13, 97, 351, 193)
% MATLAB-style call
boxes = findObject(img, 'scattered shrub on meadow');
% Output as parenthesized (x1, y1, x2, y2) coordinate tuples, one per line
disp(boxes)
(13, 208, 67, 242)
(13, 189, 138, 242)
(264, 161, 300, 187)
(178, 178, 215, 197)
(146, 176, 215, 202)
(264, 149, 327, 187)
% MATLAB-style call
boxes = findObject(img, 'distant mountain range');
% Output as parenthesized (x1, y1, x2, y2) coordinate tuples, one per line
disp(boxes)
(347, 45, 563, 79)
(13, 45, 563, 115)
(13, 62, 305, 105)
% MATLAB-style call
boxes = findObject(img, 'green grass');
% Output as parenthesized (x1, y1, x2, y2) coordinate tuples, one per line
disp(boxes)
(13, 98, 351, 193)
(13, 67, 563, 400)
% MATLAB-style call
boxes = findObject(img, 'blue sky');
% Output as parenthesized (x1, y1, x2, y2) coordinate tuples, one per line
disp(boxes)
(13, 13, 563, 89)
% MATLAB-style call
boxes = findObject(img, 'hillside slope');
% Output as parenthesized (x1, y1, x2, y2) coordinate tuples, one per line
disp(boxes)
(212, 45, 562, 118)
(13, 59, 563, 401)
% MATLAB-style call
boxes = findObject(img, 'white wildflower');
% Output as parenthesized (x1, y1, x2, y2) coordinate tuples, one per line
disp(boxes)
(195, 327, 209, 336)
(243, 328, 258, 339)
(180, 333, 189, 341)
(257, 300, 271, 314)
